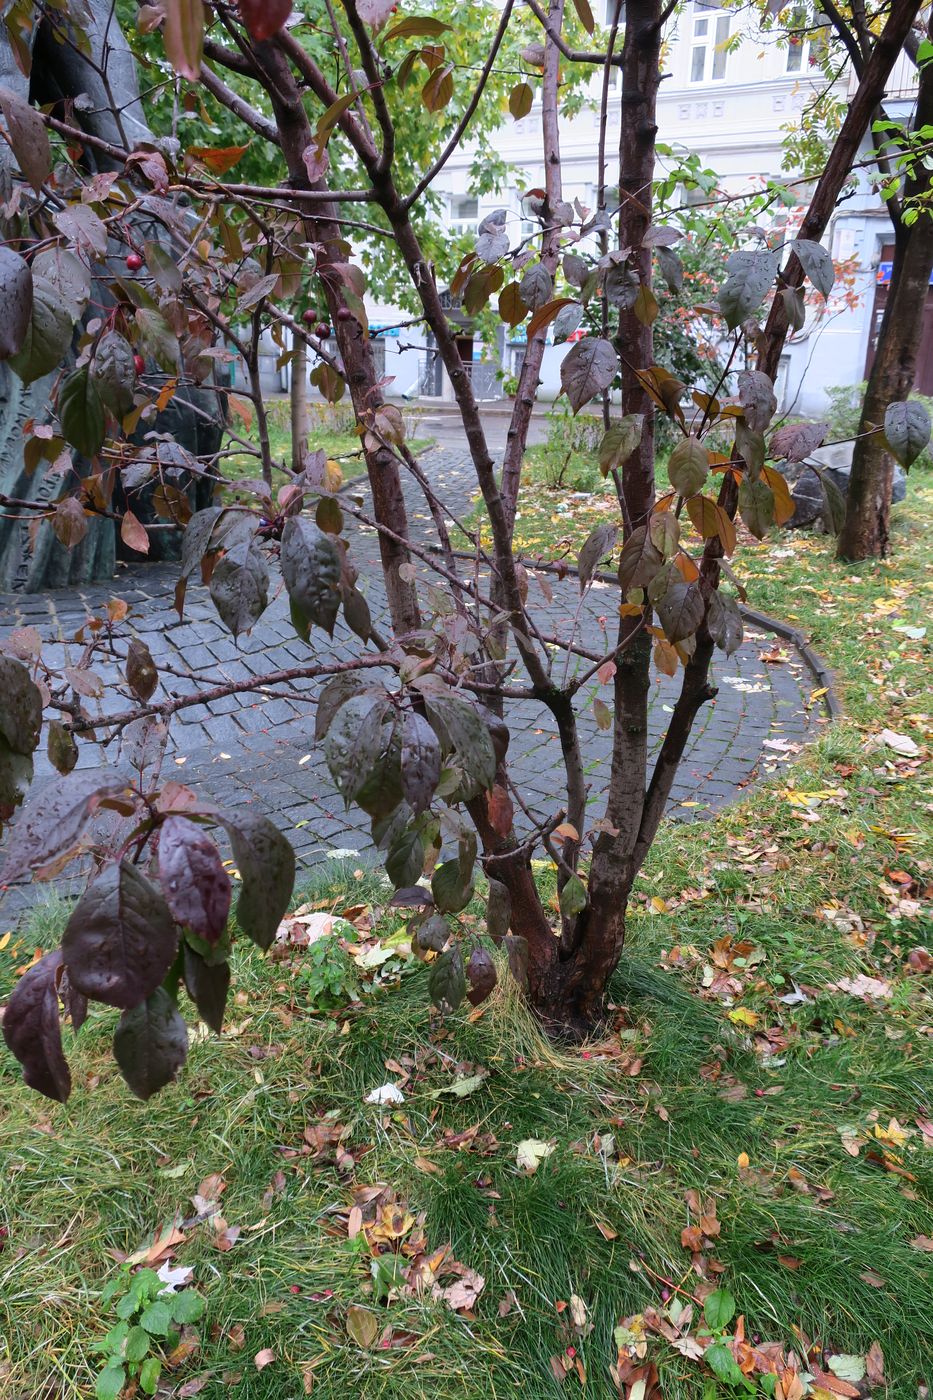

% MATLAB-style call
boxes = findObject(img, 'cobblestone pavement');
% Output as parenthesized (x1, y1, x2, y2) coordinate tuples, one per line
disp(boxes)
(0, 447, 831, 925)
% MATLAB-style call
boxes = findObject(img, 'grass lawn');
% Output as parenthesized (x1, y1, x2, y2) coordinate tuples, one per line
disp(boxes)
(0, 485, 931, 1400)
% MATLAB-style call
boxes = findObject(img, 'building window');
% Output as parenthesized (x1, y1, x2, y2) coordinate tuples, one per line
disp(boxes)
(449, 196, 479, 236)
(690, 2, 729, 83)
(785, 2, 810, 71)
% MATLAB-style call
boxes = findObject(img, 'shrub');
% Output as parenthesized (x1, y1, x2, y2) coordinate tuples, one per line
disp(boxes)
(526, 407, 604, 492)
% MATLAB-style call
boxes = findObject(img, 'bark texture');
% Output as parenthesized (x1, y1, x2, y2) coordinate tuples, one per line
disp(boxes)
(838, 13, 933, 560)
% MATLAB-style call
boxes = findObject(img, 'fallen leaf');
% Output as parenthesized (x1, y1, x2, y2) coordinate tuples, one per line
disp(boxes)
(878, 728, 920, 756)
(516, 1138, 555, 1173)
(429, 1072, 487, 1099)
(346, 1304, 378, 1348)
(254, 1348, 275, 1371)
(866, 1341, 885, 1384)
(909, 1235, 933, 1251)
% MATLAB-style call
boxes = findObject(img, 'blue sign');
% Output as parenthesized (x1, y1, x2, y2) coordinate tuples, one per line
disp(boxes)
(877, 261, 933, 286)
(371, 322, 401, 338)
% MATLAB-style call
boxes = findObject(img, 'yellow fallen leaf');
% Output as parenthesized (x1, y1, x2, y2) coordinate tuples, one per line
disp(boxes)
(737, 1152, 750, 1169)
(728, 1007, 759, 1028)
(650, 896, 669, 914)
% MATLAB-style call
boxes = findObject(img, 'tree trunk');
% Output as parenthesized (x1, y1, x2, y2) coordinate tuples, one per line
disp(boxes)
(838, 14, 933, 560)
(290, 331, 309, 472)
(526, 0, 663, 1037)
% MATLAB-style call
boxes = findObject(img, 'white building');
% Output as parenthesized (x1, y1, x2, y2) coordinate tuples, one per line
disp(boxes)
(359, 5, 922, 416)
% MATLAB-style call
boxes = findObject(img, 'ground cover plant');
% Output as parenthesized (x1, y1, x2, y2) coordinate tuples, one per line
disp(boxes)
(0, 488, 930, 1399)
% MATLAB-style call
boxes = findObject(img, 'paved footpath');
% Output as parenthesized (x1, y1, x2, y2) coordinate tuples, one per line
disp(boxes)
(0, 447, 831, 925)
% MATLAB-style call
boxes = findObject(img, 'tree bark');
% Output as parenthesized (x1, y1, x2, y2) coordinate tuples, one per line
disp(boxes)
(289, 331, 309, 472)
(838, 14, 933, 560)
(527, 0, 663, 1035)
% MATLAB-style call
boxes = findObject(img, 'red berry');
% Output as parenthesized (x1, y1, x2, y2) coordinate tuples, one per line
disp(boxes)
(302, 308, 316, 325)
(133, 354, 145, 375)
(126, 253, 143, 272)
(336, 306, 352, 322)
(315, 322, 331, 338)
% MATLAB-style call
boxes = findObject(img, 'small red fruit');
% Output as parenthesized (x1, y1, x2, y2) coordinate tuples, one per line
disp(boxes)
(315, 322, 331, 338)
(125, 253, 143, 272)
(133, 354, 145, 375)
(336, 306, 352, 322)
(302, 308, 316, 324)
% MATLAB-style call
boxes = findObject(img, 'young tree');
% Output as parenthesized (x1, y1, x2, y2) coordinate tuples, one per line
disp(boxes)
(0, 0, 924, 1101)
(837, 19, 933, 559)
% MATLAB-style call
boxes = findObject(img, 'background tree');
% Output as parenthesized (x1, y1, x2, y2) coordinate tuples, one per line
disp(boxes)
(0, 0, 926, 1100)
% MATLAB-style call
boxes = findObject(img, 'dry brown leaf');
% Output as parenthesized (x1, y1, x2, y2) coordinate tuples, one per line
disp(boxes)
(254, 1348, 276, 1371)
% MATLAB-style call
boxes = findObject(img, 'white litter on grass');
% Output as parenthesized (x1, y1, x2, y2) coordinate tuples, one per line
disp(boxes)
(156, 1263, 194, 1293)
(327, 847, 360, 860)
(365, 1083, 406, 1106)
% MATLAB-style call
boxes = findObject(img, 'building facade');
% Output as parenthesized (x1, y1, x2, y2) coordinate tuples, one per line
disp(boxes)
(256, 4, 916, 418)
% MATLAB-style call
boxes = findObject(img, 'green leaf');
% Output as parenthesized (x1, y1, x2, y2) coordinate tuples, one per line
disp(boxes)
(704, 1341, 750, 1389)
(578, 522, 617, 590)
(509, 81, 533, 118)
(617, 525, 662, 593)
(654, 578, 704, 644)
(717, 249, 779, 329)
(325, 693, 390, 805)
(59, 366, 105, 458)
(827, 1355, 866, 1384)
(8, 270, 75, 384)
(883, 399, 931, 468)
(138, 1356, 161, 1396)
(432, 858, 474, 914)
(423, 693, 497, 791)
(792, 238, 834, 298)
(218, 811, 295, 950)
(386, 829, 424, 888)
(703, 1287, 736, 1331)
(667, 437, 708, 496)
(560, 336, 618, 413)
(0, 653, 41, 756)
(427, 947, 466, 1011)
(182, 943, 230, 1033)
(280, 517, 342, 636)
(559, 874, 587, 918)
(599, 418, 644, 477)
(737, 478, 775, 539)
(135, 308, 180, 374)
(707, 591, 743, 656)
(209, 539, 269, 637)
(170, 1289, 205, 1324)
(92, 332, 136, 418)
(124, 1324, 150, 1364)
(0, 244, 33, 360)
(400, 711, 441, 816)
(95, 1364, 126, 1400)
(113, 990, 188, 1102)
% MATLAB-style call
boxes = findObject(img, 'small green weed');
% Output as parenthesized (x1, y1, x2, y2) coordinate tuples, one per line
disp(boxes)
(93, 1268, 204, 1399)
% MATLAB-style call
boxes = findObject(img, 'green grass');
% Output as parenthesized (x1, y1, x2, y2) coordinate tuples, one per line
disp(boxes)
(1, 492, 931, 1399)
